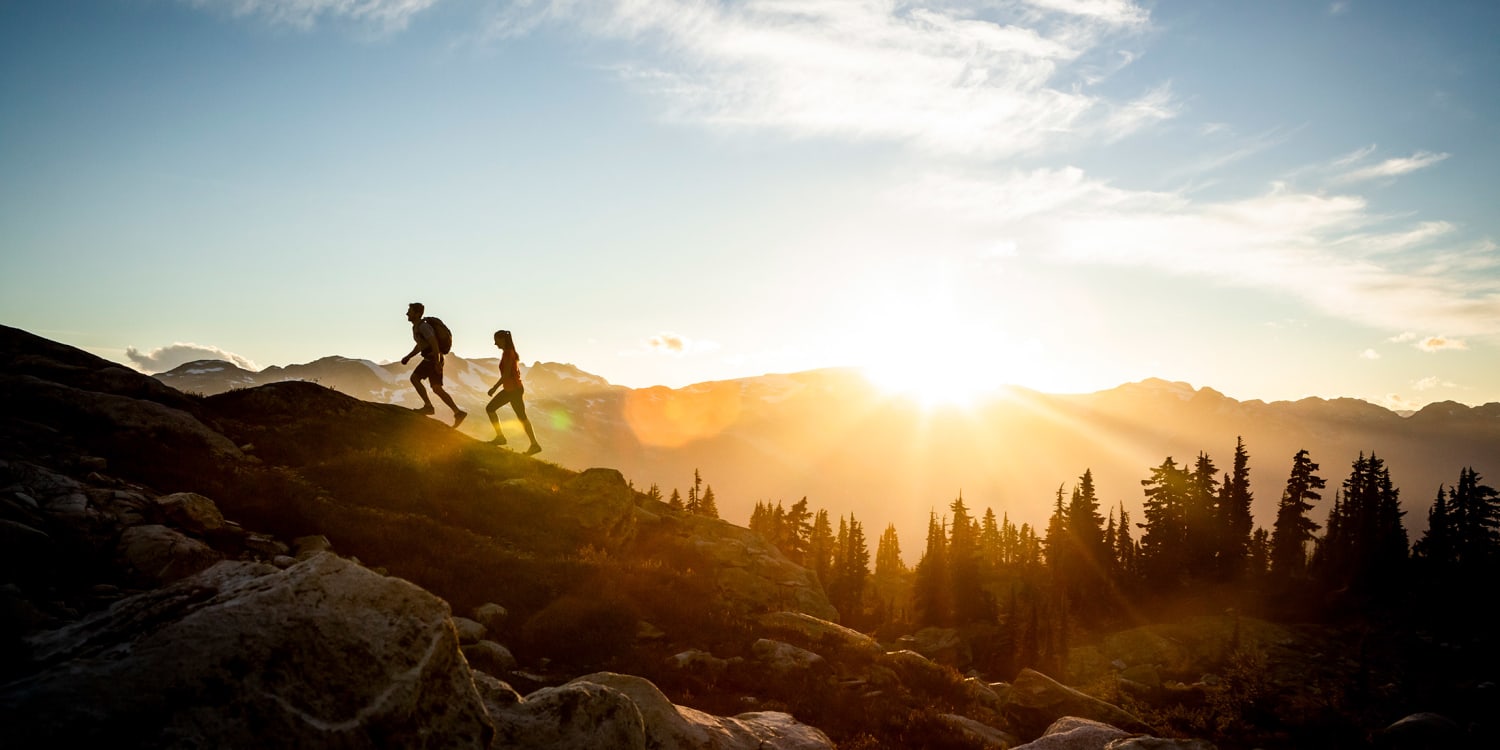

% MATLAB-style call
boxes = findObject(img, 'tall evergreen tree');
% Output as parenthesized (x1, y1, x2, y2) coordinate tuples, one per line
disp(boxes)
(685, 469, 702, 514)
(875, 523, 907, 577)
(782, 497, 813, 561)
(1270, 449, 1325, 581)
(1218, 437, 1255, 579)
(1139, 457, 1189, 587)
(1413, 485, 1455, 569)
(1319, 453, 1408, 594)
(668, 488, 684, 512)
(1114, 503, 1136, 580)
(1065, 470, 1108, 587)
(980, 508, 1002, 571)
(913, 512, 952, 625)
(698, 484, 719, 519)
(1043, 485, 1069, 575)
(809, 509, 834, 584)
(1186, 452, 1220, 576)
(1451, 467, 1500, 568)
(949, 494, 990, 623)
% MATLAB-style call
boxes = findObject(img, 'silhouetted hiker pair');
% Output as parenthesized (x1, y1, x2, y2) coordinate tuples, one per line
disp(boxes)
(402, 302, 542, 455)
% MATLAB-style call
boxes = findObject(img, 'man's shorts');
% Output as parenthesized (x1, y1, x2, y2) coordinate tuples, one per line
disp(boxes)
(413, 355, 444, 386)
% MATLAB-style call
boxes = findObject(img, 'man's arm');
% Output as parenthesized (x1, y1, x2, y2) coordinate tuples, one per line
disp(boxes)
(401, 323, 439, 364)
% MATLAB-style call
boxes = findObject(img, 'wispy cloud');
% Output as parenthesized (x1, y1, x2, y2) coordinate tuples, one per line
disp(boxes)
(1413, 375, 1454, 391)
(641, 331, 720, 357)
(184, 0, 437, 32)
(484, 0, 1164, 158)
(1416, 336, 1467, 352)
(1334, 149, 1450, 184)
(1359, 348, 1380, 360)
(895, 166, 1500, 339)
(126, 343, 259, 373)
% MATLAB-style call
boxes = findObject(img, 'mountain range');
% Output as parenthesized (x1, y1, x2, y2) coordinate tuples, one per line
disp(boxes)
(154, 354, 1500, 554)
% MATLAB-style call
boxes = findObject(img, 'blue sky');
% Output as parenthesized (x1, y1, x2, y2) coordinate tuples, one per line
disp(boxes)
(3, 0, 1497, 409)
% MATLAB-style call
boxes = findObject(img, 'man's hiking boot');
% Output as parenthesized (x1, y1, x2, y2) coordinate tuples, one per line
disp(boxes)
(489, 435, 508, 446)
(525, 444, 542, 456)
(453, 411, 468, 428)
(412, 405, 436, 416)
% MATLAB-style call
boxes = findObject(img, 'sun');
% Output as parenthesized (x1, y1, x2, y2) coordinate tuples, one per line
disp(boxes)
(849, 287, 1013, 409)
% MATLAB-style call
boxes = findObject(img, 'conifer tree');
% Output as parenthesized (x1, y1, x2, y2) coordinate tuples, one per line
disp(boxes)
(949, 493, 990, 623)
(1043, 485, 1069, 576)
(782, 497, 813, 561)
(668, 488, 684, 512)
(808, 509, 834, 584)
(1139, 457, 1189, 587)
(913, 512, 952, 625)
(875, 523, 907, 577)
(1114, 503, 1136, 580)
(1065, 469, 1107, 588)
(645, 483, 663, 503)
(1218, 437, 1255, 579)
(1414, 485, 1454, 568)
(1186, 452, 1220, 576)
(698, 484, 719, 519)
(1018, 523, 1042, 569)
(1247, 528, 1270, 578)
(1270, 449, 1325, 580)
(980, 508, 1002, 571)
(1318, 453, 1408, 594)
(686, 469, 702, 515)
(1451, 467, 1500, 568)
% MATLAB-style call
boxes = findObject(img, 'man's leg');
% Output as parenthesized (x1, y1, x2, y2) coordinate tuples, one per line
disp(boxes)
(433, 384, 466, 427)
(409, 372, 435, 414)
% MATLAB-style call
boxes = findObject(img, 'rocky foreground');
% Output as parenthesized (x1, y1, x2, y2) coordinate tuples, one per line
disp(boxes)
(0, 324, 1464, 748)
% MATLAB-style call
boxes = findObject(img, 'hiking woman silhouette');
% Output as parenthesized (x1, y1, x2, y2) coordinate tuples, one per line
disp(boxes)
(486, 329, 542, 455)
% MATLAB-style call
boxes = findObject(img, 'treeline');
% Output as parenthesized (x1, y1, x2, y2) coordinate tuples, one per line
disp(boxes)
(645, 469, 720, 519)
(746, 498, 870, 618)
(737, 437, 1499, 665)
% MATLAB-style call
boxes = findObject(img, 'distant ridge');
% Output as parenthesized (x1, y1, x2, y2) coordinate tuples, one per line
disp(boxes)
(154, 353, 1500, 556)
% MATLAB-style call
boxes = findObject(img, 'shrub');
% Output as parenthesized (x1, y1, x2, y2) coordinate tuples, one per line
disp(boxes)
(520, 594, 639, 668)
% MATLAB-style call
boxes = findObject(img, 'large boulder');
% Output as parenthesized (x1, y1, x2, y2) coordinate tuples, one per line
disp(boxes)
(582, 672, 834, 750)
(758, 611, 883, 658)
(0, 553, 492, 748)
(1001, 669, 1155, 742)
(490, 671, 835, 750)
(1011, 716, 1129, 749)
(490, 679, 649, 750)
(651, 513, 837, 621)
(501, 468, 637, 551)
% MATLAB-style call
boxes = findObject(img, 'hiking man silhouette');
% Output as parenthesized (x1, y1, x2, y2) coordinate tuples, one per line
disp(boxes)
(485, 329, 541, 455)
(401, 302, 466, 427)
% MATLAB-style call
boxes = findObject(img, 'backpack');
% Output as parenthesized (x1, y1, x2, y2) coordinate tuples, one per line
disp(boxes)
(424, 317, 453, 355)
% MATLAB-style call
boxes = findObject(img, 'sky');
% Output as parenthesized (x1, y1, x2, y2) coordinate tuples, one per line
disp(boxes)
(3, 0, 1498, 411)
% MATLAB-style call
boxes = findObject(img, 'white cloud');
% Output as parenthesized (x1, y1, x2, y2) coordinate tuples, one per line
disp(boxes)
(184, 0, 437, 32)
(1416, 336, 1467, 352)
(1359, 348, 1380, 360)
(1334, 150, 1450, 184)
(1389, 332, 1418, 343)
(485, 0, 1164, 158)
(126, 343, 259, 373)
(1413, 375, 1454, 391)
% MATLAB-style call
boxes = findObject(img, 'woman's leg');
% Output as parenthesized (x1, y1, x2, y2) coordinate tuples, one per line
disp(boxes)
(484, 390, 509, 443)
(509, 391, 542, 453)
